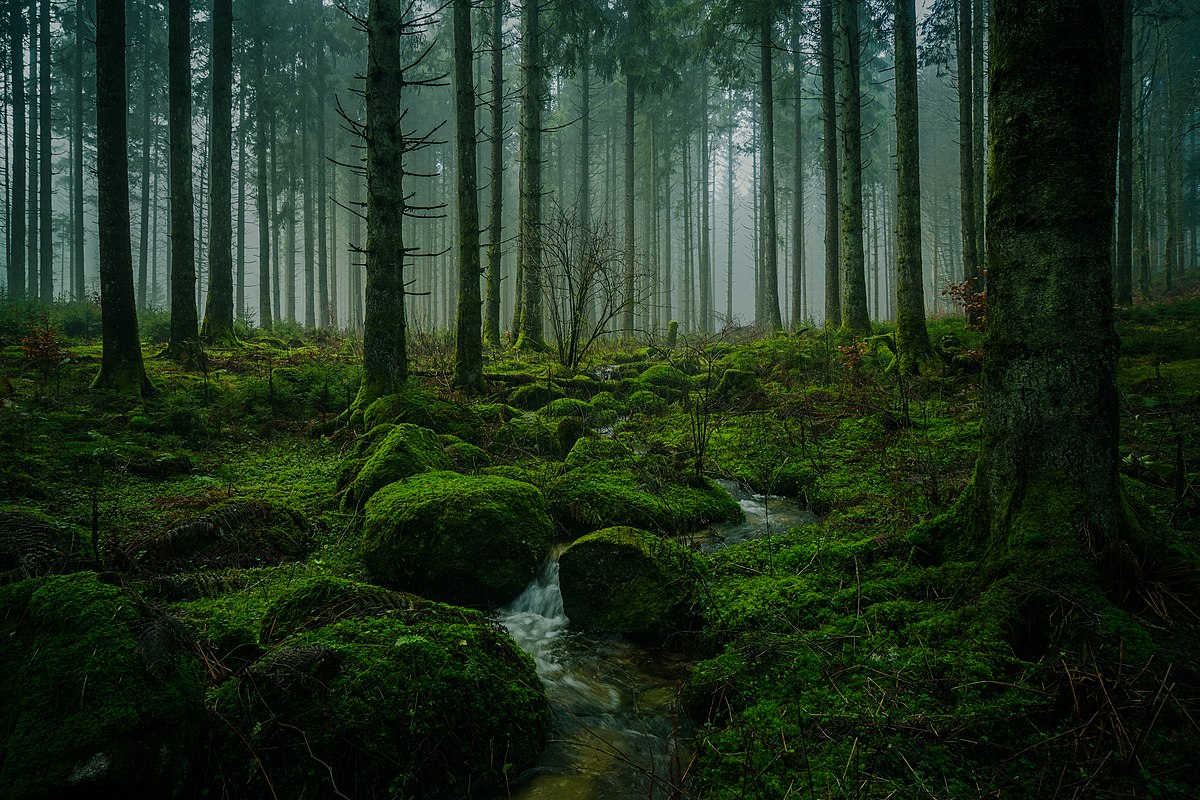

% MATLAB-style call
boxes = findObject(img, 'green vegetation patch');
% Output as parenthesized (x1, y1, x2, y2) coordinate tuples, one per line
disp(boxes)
(344, 422, 450, 508)
(0, 573, 205, 800)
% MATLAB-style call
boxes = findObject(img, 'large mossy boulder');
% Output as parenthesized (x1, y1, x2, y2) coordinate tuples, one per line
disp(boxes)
(344, 423, 451, 508)
(0, 507, 87, 582)
(491, 412, 564, 459)
(558, 526, 705, 637)
(210, 604, 548, 800)
(0, 573, 205, 800)
(362, 471, 553, 607)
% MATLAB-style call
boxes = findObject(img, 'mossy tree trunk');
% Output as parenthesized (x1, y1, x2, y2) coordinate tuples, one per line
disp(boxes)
(452, 0, 485, 394)
(349, 0, 409, 422)
(894, 0, 932, 372)
(483, 0, 504, 347)
(791, 16, 805, 327)
(317, 42, 330, 330)
(621, 77, 636, 336)
(166, 0, 200, 363)
(202, 0, 236, 345)
(1115, 0, 1133, 305)
(93, 0, 151, 398)
(939, 0, 1127, 600)
(836, 0, 869, 336)
(138, 2, 152, 310)
(514, 0, 546, 352)
(38, 0, 50, 301)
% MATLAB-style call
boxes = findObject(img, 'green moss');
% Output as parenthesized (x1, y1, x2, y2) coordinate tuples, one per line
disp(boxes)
(362, 383, 483, 441)
(564, 436, 631, 469)
(0, 506, 88, 581)
(439, 434, 492, 472)
(558, 525, 705, 636)
(714, 368, 763, 402)
(0, 573, 204, 799)
(362, 471, 554, 607)
(508, 382, 564, 411)
(490, 412, 564, 459)
(344, 423, 451, 509)
(539, 397, 595, 419)
(210, 609, 548, 799)
(626, 388, 668, 415)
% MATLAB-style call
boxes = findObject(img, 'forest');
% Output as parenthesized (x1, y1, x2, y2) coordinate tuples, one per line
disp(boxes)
(0, 0, 1198, 797)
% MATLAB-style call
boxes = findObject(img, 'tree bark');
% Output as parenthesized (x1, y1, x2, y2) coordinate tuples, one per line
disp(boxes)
(138, 2, 152, 310)
(894, 0, 931, 372)
(820, 0, 839, 327)
(349, 0, 409, 420)
(1115, 0, 1132, 304)
(254, 5, 273, 329)
(8, 0, 25, 300)
(837, 0, 869, 336)
(37, 0, 50, 300)
(236, 85, 247, 319)
(202, 0, 236, 343)
(484, 0, 504, 346)
(26, 0, 37, 300)
(93, 0, 150, 396)
(621, 77, 636, 335)
(167, 0, 199, 360)
(317, 45, 330, 329)
(699, 67, 712, 332)
(514, 0, 546, 351)
(759, 16, 782, 330)
(791, 17, 805, 326)
(957, 0, 980, 322)
(452, 0, 485, 393)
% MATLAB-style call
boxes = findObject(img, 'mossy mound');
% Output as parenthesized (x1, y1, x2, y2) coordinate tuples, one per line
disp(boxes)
(0, 573, 204, 800)
(626, 388, 669, 415)
(545, 464, 742, 536)
(362, 471, 554, 607)
(564, 435, 631, 469)
(637, 363, 690, 391)
(715, 368, 764, 404)
(539, 397, 595, 419)
(127, 499, 316, 574)
(0, 507, 88, 582)
(491, 412, 565, 459)
(210, 610, 548, 799)
(509, 382, 565, 411)
(558, 526, 705, 637)
(440, 434, 492, 471)
(344, 423, 451, 508)
(362, 384, 482, 441)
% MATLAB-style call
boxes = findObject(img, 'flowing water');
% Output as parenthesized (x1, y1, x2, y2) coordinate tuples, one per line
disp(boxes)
(494, 486, 818, 799)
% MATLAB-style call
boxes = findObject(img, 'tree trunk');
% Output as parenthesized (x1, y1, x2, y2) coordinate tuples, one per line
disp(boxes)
(26, 0, 37, 300)
(1115, 0, 1132, 304)
(303, 95, 316, 329)
(254, 7, 273, 330)
(8, 0, 25, 300)
(894, 0, 931, 372)
(957, 0, 979, 321)
(37, 0, 49, 300)
(202, 0, 235, 343)
(837, 0, 869, 336)
(820, 0, 839, 326)
(971, 0, 985, 265)
(483, 0, 504, 346)
(699, 68, 712, 333)
(93, 0, 150, 396)
(514, 0, 546, 351)
(791, 18, 805, 326)
(726, 98, 733, 323)
(317, 50, 330, 329)
(621, 77, 636, 335)
(759, 16, 782, 330)
(236, 85, 247, 320)
(167, 0, 199, 361)
(933, 0, 1129, 595)
(138, 1, 152, 311)
(349, 0, 409, 421)
(452, 0, 485, 393)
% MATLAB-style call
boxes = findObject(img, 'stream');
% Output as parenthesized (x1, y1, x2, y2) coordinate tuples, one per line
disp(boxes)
(494, 483, 818, 799)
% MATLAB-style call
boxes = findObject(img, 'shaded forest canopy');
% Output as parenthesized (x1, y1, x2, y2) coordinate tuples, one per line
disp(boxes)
(1, 0, 1199, 799)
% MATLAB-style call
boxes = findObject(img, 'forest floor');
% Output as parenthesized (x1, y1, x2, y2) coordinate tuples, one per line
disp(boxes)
(1, 292, 1198, 799)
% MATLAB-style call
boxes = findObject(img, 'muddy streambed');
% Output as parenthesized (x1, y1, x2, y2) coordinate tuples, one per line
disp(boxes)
(494, 483, 818, 799)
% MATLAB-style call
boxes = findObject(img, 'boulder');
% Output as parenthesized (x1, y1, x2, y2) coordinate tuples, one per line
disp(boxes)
(0, 573, 204, 800)
(558, 526, 705, 637)
(362, 471, 554, 607)
(210, 599, 547, 799)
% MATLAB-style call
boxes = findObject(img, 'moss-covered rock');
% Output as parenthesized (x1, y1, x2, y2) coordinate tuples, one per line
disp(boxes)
(636, 364, 690, 399)
(565, 436, 631, 469)
(210, 607, 547, 799)
(715, 368, 764, 403)
(509, 382, 565, 411)
(362, 384, 482, 441)
(362, 471, 554, 607)
(626, 388, 669, 415)
(129, 499, 316, 574)
(539, 397, 595, 419)
(439, 434, 492, 472)
(344, 423, 451, 508)
(545, 466, 742, 536)
(491, 412, 564, 459)
(0, 573, 204, 799)
(558, 526, 705, 637)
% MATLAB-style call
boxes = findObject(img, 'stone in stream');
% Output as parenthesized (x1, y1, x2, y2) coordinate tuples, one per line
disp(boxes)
(558, 526, 705, 638)
(362, 471, 553, 608)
